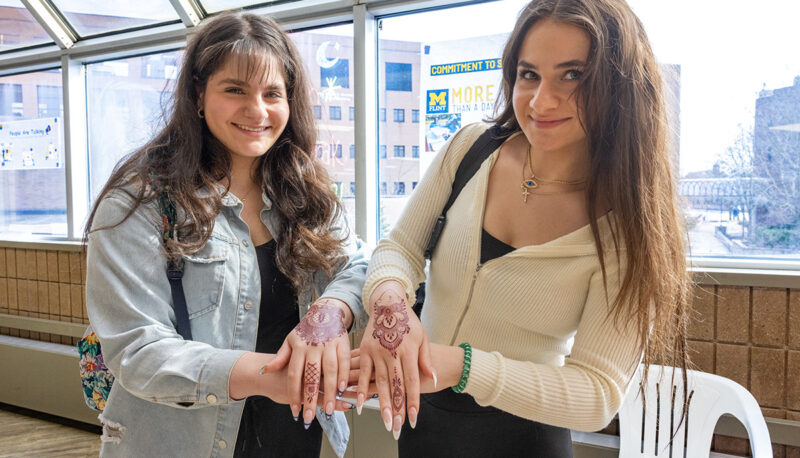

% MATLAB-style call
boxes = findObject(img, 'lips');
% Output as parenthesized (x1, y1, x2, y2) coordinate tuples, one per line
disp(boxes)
(532, 117, 569, 129)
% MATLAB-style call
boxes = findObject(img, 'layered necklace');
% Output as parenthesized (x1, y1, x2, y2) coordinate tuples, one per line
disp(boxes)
(520, 143, 586, 203)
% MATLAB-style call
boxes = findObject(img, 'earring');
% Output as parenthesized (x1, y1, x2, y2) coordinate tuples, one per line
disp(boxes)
(197, 108, 205, 119)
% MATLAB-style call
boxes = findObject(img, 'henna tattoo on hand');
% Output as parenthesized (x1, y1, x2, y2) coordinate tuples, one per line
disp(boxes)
(295, 300, 347, 346)
(371, 290, 411, 358)
(392, 367, 404, 412)
(304, 362, 320, 404)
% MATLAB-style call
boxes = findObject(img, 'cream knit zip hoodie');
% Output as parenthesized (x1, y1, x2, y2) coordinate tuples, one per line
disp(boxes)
(363, 122, 643, 431)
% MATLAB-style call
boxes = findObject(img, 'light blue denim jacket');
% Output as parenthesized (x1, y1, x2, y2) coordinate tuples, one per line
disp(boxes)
(85, 185, 368, 458)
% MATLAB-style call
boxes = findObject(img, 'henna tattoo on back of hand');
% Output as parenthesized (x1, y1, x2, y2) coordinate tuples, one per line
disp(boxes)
(295, 300, 347, 346)
(305, 362, 320, 404)
(371, 290, 411, 358)
(392, 367, 404, 412)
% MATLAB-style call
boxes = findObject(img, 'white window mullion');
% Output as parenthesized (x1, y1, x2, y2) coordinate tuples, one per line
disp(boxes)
(61, 56, 88, 239)
(353, 4, 378, 246)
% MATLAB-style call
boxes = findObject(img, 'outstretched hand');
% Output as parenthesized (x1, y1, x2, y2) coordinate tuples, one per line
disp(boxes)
(356, 281, 436, 439)
(259, 299, 352, 428)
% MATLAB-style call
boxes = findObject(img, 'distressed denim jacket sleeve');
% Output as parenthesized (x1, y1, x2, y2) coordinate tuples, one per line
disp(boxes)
(86, 190, 244, 409)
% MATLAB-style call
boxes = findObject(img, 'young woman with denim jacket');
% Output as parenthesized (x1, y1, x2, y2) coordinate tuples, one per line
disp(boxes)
(84, 12, 367, 458)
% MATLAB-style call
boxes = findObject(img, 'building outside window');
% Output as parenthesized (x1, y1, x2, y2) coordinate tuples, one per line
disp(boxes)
(312, 105, 322, 120)
(412, 109, 419, 123)
(393, 145, 405, 157)
(412, 181, 418, 190)
(349, 144, 355, 158)
(329, 105, 341, 120)
(393, 108, 405, 122)
(320, 58, 349, 88)
(412, 145, 419, 158)
(0, 83, 23, 118)
(36, 85, 62, 117)
(379, 107, 386, 122)
(380, 181, 387, 195)
(379, 145, 387, 158)
(349, 106, 355, 121)
(393, 181, 406, 195)
(350, 181, 355, 195)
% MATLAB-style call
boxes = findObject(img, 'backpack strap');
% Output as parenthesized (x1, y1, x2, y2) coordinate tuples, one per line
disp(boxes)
(423, 125, 513, 259)
(153, 177, 193, 341)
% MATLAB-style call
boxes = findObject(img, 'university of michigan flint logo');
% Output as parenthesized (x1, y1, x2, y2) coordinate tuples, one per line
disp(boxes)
(426, 89, 448, 114)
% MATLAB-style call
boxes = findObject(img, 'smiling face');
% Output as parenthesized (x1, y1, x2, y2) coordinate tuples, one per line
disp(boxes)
(199, 55, 290, 166)
(512, 19, 590, 156)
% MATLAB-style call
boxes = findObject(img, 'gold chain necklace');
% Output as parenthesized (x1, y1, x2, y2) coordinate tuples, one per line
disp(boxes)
(520, 143, 586, 203)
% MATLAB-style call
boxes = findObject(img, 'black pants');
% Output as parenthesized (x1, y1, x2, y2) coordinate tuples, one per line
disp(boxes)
(398, 390, 573, 458)
(233, 396, 322, 458)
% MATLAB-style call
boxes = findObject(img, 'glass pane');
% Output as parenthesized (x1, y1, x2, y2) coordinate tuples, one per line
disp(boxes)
(0, 1, 54, 52)
(50, 0, 179, 37)
(377, 1, 527, 238)
(626, 0, 800, 259)
(86, 51, 183, 201)
(200, 0, 286, 13)
(0, 69, 66, 237)
(291, 24, 355, 221)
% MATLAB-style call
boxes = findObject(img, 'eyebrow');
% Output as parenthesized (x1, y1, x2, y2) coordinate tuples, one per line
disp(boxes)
(216, 78, 285, 91)
(518, 59, 586, 69)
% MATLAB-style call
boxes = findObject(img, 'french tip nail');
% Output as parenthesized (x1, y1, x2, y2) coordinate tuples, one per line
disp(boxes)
(371, 393, 379, 399)
(293, 415, 299, 422)
(382, 411, 392, 432)
(433, 372, 438, 390)
(338, 390, 344, 397)
(356, 403, 363, 415)
(304, 422, 311, 430)
(393, 428, 401, 440)
(410, 417, 417, 429)
(325, 413, 332, 421)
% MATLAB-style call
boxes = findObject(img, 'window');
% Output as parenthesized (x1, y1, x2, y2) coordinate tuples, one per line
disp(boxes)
(394, 182, 406, 195)
(87, 52, 182, 202)
(50, 0, 179, 37)
(313, 105, 322, 120)
(336, 144, 343, 158)
(0, 4, 52, 51)
(349, 106, 355, 121)
(393, 145, 405, 158)
(379, 145, 387, 159)
(0, 83, 24, 118)
(329, 105, 342, 121)
(380, 181, 388, 195)
(412, 145, 420, 158)
(0, 70, 66, 237)
(36, 86, 62, 117)
(393, 108, 405, 123)
(316, 144, 324, 158)
(412, 109, 420, 123)
(385, 62, 412, 91)
(412, 181, 418, 190)
(350, 181, 356, 195)
(379, 108, 386, 122)
(141, 54, 179, 80)
(320, 58, 349, 89)
(349, 144, 355, 159)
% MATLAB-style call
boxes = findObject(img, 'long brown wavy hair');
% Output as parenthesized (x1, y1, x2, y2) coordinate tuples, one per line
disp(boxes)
(85, 11, 345, 289)
(493, 0, 692, 379)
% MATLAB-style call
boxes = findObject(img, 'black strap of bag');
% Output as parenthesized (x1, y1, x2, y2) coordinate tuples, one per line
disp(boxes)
(156, 182, 193, 341)
(413, 125, 513, 316)
(423, 124, 513, 259)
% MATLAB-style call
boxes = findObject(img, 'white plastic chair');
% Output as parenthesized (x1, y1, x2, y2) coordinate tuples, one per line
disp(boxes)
(618, 364, 772, 458)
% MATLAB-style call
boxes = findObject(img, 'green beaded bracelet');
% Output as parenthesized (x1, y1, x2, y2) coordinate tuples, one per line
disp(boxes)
(451, 342, 472, 393)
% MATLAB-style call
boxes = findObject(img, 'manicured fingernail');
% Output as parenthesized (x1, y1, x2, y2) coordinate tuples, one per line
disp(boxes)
(304, 409, 314, 427)
(303, 422, 311, 430)
(325, 413, 332, 421)
(326, 402, 334, 416)
(345, 386, 358, 392)
(409, 407, 417, 429)
(347, 402, 356, 410)
(291, 404, 300, 421)
(356, 393, 365, 415)
(392, 415, 402, 440)
(433, 371, 438, 390)
(382, 408, 392, 432)
(371, 393, 379, 399)
(258, 365, 268, 375)
(338, 381, 346, 396)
